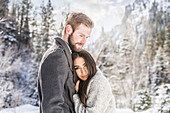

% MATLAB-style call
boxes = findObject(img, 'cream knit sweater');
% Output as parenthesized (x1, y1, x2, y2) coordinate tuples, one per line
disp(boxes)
(73, 69, 116, 113)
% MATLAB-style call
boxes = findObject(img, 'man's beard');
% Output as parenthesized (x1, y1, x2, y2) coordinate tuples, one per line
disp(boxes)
(68, 35, 81, 52)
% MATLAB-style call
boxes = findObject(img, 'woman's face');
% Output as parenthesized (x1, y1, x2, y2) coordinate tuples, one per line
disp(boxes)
(74, 57, 88, 81)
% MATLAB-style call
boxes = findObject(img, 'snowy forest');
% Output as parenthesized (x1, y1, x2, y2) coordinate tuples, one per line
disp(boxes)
(0, 0, 169, 113)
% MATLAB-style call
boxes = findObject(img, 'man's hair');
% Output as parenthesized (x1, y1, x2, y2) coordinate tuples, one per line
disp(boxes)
(64, 12, 94, 34)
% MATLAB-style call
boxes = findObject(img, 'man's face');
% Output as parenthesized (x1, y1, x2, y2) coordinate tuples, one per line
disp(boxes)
(68, 24, 92, 52)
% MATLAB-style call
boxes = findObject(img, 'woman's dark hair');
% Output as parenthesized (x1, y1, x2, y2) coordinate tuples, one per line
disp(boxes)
(72, 49, 97, 106)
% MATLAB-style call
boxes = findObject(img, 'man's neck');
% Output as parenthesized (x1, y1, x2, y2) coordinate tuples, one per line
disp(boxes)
(62, 35, 69, 44)
(61, 35, 72, 54)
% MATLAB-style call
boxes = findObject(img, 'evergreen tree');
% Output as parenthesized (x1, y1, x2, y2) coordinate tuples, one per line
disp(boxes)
(134, 89, 151, 112)
(149, 0, 158, 38)
(150, 23, 170, 93)
(39, 0, 55, 53)
(30, 9, 42, 62)
(0, 18, 18, 51)
(55, 6, 70, 37)
(0, 1, 18, 54)
(155, 30, 165, 49)
(0, 0, 9, 19)
(140, 35, 154, 89)
(163, 22, 170, 78)
(117, 35, 135, 108)
(149, 0, 168, 38)
(95, 27, 111, 67)
(16, 0, 32, 49)
(153, 84, 170, 113)
(150, 46, 166, 92)
(0, 40, 23, 108)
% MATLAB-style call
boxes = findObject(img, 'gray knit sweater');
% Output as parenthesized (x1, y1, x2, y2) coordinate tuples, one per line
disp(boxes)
(73, 69, 116, 113)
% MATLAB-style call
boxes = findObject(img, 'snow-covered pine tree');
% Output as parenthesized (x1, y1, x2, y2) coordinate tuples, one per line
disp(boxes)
(0, 0, 18, 54)
(18, 55, 39, 106)
(134, 89, 151, 112)
(149, 0, 161, 38)
(149, 0, 168, 39)
(150, 46, 166, 91)
(94, 27, 118, 78)
(0, 0, 9, 19)
(155, 30, 165, 51)
(1, 0, 39, 107)
(163, 22, 170, 80)
(153, 84, 170, 113)
(140, 35, 154, 89)
(0, 39, 23, 108)
(150, 23, 170, 91)
(15, 0, 40, 106)
(0, 18, 18, 52)
(164, 22, 170, 55)
(30, 9, 43, 62)
(117, 34, 135, 108)
(45, 0, 55, 45)
(138, 36, 154, 112)
(16, 7, 39, 106)
(95, 27, 113, 68)
(55, 6, 70, 37)
(39, 0, 55, 54)
(16, 0, 32, 50)
(150, 22, 170, 113)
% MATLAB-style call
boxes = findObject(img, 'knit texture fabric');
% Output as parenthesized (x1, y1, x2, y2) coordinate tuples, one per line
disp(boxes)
(73, 69, 116, 113)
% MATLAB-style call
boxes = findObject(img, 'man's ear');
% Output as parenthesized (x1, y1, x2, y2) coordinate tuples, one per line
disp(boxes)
(66, 25, 73, 35)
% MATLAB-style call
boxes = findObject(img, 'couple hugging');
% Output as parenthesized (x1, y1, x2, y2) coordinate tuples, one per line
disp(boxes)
(38, 12, 116, 113)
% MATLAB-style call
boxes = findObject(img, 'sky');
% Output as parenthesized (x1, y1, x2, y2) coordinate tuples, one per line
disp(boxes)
(34, 0, 134, 31)
(9, 0, 134, 30)
(9, 0, 135, 42)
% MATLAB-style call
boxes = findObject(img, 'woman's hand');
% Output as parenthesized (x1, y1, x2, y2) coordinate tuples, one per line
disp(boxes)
(75, 80, 80, 93)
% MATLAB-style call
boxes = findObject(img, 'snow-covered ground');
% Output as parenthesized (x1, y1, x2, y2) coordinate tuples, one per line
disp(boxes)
(0, 104, 154, 113)
(0, 104, 39, 113)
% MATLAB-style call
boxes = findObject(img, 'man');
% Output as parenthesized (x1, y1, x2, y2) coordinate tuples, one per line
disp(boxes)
(38, 12, 94, 113)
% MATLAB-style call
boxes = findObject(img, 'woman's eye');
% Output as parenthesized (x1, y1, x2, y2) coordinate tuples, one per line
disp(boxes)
(74, 67, 79, 70)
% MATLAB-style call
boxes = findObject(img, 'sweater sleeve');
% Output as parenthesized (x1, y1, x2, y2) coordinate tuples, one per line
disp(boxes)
(73, 77, 113, 113)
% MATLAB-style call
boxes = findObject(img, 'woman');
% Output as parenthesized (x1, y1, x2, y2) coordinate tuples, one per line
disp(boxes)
(72, 49, 116, 113)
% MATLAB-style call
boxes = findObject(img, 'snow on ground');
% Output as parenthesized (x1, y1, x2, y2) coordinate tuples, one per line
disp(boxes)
(0, 104, 153, 113)
(116, 108, 134, 113)
(0, 104, 39, 113)
(135, 109, 154, 113)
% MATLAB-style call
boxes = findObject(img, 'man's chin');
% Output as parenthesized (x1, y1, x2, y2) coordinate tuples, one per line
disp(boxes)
(71, 46, 82, 52)
(70, 44, 83, 52)
(73, 48, 81, 52)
